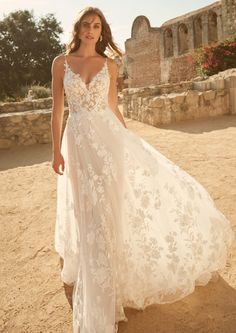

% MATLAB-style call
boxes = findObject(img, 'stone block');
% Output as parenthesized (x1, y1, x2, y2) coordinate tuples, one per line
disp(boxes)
(25, 112, 41, 121)
(0, 105, 16, 113)
(149, 96, 164, 108)
(210, 78, 225, 90)
(9, 115, 23, 123)
(142, 109, 154, 126)
(173, 94, 186, 104)
(193, 81, 205, 91)
(229, 88, 236, 114)
(15, 102, 31, 112)
(175, 110, 186, 122)
(186, 90, 199, 106)
(161, 110, 171, 124)
(216, 90, 226, 96)
(203, 90, 216, 101)
(153, 110, 162, 125)
(137, 97, 142, 106)
(229, 76, 236, 88)
(142, 97, 150, 106)
(193, 80, 211, 91)
(172, 103, 181, 112)
(24, 138, 38, 145)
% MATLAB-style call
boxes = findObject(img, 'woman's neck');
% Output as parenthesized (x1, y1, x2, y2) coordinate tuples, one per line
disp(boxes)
(73, 44, 99, 58)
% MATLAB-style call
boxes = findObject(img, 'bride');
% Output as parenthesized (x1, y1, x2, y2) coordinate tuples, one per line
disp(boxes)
(50, 6, 235, 333)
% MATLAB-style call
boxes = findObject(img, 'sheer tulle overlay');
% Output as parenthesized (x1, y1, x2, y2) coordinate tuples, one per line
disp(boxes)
(55, 55, 235, 333)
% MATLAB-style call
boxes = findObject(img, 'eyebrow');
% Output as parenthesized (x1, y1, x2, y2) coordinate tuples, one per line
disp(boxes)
(82, 20, 101, 25)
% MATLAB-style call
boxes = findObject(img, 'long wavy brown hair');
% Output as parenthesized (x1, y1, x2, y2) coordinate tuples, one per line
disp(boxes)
(65, 7, 123, 58)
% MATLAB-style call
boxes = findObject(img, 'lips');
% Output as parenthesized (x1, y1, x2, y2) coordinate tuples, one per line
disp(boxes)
(86, 35, 94, 39)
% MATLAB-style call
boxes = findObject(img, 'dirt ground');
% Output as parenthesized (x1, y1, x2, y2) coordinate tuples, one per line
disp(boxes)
(1, 114, 236, 333)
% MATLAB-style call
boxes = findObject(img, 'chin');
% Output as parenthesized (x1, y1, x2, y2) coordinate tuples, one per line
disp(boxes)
(83, 38, 97, 44)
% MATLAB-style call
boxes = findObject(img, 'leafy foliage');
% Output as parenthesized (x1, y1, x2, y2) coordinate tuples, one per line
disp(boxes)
(0, 10, 65, 100)
(190, 33, 236, 78)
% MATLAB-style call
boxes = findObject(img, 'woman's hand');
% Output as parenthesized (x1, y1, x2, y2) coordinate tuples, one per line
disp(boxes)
(52, 152, 65, 175)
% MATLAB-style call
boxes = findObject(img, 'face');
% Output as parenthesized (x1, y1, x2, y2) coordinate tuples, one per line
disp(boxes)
(78, 14, 102, 44)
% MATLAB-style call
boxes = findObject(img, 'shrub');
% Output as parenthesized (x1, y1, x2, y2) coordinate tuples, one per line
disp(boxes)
(191, 33, 236, 78)
(27, 85, 51, 99)
(0, 84, 51, 102)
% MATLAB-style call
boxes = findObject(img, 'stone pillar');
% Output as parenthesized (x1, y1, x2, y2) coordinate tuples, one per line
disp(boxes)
(217, 13, 223, 41)
(187, 20, 194, 51)
(172, 24, 178, 56)
(160, 29, 165, 60)
(202, 13, 209, 46)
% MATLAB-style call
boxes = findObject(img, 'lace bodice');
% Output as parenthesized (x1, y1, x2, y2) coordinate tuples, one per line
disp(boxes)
(63, 56, 110, 114)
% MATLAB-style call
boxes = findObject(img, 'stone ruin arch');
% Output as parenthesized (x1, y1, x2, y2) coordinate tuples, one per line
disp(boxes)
(208, 10, 218, 43)
(131, 15, 151, 38)
(164, 28, 174, 58)
(193, 16, 203, 48)
(178, 23, 189, 55)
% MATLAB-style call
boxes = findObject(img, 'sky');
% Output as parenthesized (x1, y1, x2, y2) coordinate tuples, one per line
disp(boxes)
(0, 0, 216, 51)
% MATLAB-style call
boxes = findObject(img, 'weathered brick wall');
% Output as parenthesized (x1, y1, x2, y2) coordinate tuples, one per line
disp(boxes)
(169, 55, 197, 83)
(125, 16, 161, 87)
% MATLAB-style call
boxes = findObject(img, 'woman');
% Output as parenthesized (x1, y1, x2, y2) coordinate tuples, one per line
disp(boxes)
(51, 6, 235, 333)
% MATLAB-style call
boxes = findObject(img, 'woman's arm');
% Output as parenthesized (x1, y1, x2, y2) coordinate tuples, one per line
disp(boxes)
(107, 58, 127, 128)
(51, 54, 65, 175)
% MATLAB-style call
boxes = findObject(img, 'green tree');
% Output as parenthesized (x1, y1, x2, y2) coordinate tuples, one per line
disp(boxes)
(0, 10, 65, 100)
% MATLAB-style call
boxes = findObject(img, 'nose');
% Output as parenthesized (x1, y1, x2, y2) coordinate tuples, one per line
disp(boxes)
(87, 25, 93, 32)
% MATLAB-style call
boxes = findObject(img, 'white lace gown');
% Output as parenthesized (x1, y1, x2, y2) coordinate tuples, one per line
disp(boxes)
(55, 55, 235, 333)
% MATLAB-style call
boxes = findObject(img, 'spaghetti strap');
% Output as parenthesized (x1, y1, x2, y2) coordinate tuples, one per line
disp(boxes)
(105, 57, 109, 73)
(64, 54, 68, 70)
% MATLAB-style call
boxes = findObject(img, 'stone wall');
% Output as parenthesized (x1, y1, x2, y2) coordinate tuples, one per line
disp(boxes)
(169, 55, 196, 84)
(0, 98, 68, 149)
(125, 0, 236, 87)
(0, 97, 53, 114)
(126, 16, 161, 87)
(122, 69, 236, 126)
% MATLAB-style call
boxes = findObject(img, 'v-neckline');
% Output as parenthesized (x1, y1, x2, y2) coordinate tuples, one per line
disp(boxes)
(65, 56, 107, 91)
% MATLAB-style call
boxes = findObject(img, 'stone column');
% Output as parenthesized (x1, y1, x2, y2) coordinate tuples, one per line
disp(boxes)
(217, 14, 223, 41)
(187, 20, 194, 51)
(160, 29, 165, 60)
(202, 13, 208, 46)
(172, 24, 178, 56)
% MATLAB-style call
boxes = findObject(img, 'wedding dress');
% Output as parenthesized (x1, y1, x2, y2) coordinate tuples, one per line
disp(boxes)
(55, 55, 235, 333)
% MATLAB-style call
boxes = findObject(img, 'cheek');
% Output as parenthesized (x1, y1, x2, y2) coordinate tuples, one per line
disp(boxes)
(95, 27, 102, 36)
(79, 26, 87, 36)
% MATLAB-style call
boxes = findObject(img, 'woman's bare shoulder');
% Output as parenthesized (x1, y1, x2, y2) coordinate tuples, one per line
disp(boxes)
(106, 57, 118, 77)
(51, 53, 66, 77)
(52, 53, 66, 66)
(106, 57, 116, 66)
